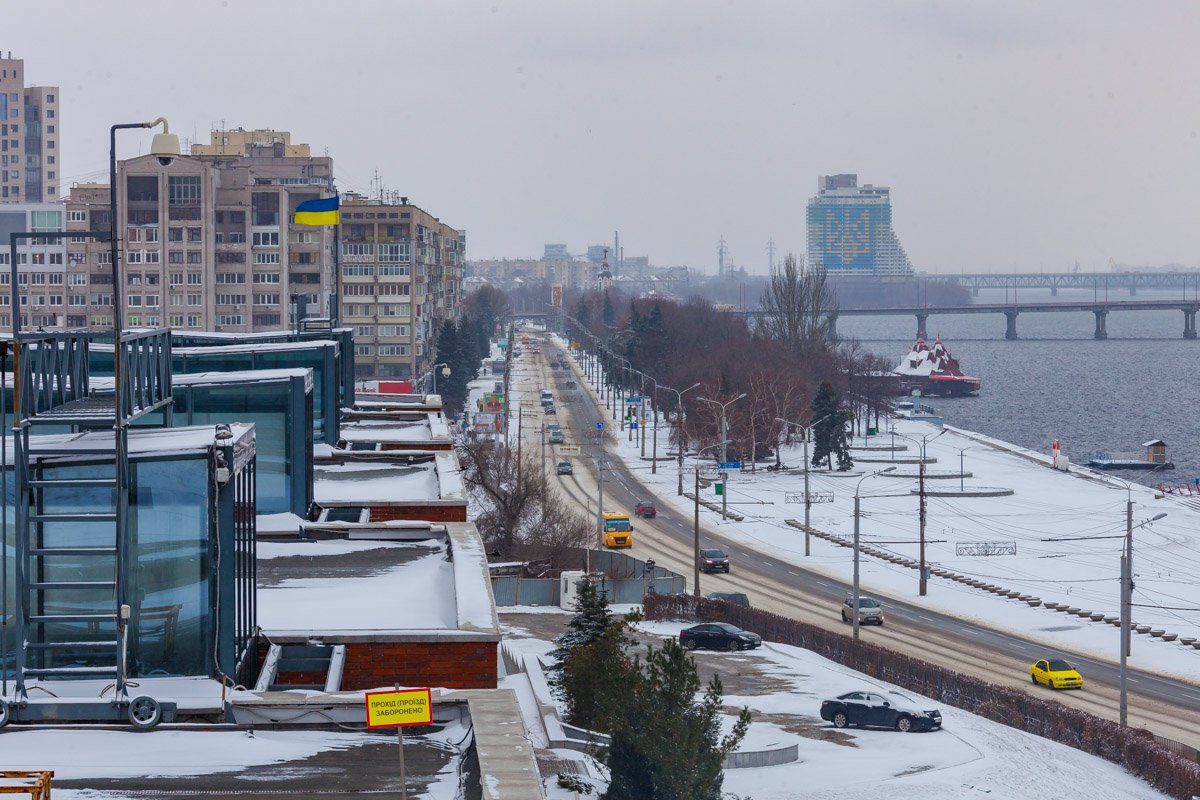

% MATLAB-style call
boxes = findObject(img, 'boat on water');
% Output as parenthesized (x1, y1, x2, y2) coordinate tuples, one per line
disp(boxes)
(892, 337, 981, 397)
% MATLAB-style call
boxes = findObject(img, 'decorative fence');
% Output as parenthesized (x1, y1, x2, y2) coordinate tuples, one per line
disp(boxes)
(644, 594, 1200, 800)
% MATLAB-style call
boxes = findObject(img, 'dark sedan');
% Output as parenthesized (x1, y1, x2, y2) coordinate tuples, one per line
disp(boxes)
(679, 623, 761, 652)
(819, 690, 942, 732)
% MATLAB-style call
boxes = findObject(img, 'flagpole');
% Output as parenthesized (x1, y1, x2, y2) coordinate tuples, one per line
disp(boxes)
(332, 209, 340, 327)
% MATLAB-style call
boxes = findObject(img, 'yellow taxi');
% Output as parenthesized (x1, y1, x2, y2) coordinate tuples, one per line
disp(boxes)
(1030, 657, 1084, 690)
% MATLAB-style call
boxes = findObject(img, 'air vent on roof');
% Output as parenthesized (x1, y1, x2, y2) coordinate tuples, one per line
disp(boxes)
(320, 507, 368, 523)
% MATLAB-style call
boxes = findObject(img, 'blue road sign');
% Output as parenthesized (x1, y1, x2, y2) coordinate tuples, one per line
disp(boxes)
(624, 396, 641, 404)
(596, 422, 605, 430)
(718, 461, 741, 470)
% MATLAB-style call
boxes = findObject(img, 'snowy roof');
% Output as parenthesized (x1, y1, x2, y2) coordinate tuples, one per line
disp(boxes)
(17, 423, 255, 461)
(256, 521, 498, 640)
(90, 367, 312, 392)
(338, 412, 451, 443)
(1142, 439, 1166, 447)
(313, 451, 464, 504)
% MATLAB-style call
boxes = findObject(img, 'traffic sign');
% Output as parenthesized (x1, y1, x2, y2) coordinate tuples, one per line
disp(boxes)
(718, 461, 741, 470)
(558, 445, 582, 456)
(596, 422, 605, 430)
(624, 396, 641, 404)
(630, 422, 638, 430)
(364, 688, 433, 729)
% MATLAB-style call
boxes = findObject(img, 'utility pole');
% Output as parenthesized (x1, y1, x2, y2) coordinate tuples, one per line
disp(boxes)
(540, 421, 546, 483)
(766, 237, 776, 272)
(919, 457, 928, 596)
(516, 407, 523, 485)
(853, 492, 862, 641)
(596, 458, 605, 550)
(1120, 497, 1133, 727)
(803, 432, 812, 557)
(694, 466, 701, 601)
(718, 235, 727, 277)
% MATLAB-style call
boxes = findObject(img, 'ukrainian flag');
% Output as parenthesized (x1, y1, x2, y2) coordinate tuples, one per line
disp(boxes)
(293, 196, 340, 226)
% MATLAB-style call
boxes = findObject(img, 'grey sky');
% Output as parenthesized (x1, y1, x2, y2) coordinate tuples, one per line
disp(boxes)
(11, 1, 1199, 273)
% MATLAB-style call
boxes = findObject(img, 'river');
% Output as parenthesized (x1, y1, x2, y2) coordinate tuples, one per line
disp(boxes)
(839, 287, 1200, 486)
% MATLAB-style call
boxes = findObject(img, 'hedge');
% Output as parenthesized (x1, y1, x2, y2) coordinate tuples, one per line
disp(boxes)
(644, 593, 1200, 800)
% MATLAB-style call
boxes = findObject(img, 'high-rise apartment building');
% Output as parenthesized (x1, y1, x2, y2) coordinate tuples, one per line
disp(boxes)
(806, 174, 914, 275)
(64, 129, 335, 332)
(338, 193, 464, 381)
(0, 53, 61, 203)
(0, 202, 71, 329)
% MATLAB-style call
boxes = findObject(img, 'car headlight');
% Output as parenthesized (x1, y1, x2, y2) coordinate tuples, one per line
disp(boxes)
(910, 710, 926, 717)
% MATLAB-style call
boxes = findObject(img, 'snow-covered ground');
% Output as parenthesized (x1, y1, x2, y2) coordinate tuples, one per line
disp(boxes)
(501, 609, 1171, 800)
(554, 335, 1200, 681)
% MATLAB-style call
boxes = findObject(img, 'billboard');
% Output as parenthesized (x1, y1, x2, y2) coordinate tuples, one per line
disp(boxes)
(550, 284, 564, 307)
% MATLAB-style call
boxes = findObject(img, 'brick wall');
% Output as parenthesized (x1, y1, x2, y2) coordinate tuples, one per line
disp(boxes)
(382, 442, 452, 452)
(369, 504, 468, 522)
(341, 640, 497, 690)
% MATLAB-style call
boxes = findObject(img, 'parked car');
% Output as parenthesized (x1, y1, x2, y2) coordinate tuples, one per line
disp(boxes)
(556, 461, 573, 476)
(841, 596, 884, 626)
(1029, 658, 1084, 690)
(565, 380, 577, 389)
(679, 623, 761, 652)
(707, 591, 751, 608)
(698, 549, 730, 573)
(820, 690, 942, 732)
(635, 500, 657, 518)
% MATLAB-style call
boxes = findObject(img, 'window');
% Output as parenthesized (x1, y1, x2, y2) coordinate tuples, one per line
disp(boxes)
(253, 252, 280, 265)
(48, 253, 64, 265)
(127, 273, 143, 286)
(187, 273, 203, 285)
(129, 295, 142, 307)
(343, 284, 374, 296)
(30, 210, 62, 232)
(253, 313, 281, 327)
(253, 293, 280, 306)
(68, 273, 87, 286)
(379, 264, 410, 276)
(378, 243, 409, 262)
(379, 344, 411, 357)
(168, 175, 201, 205)
(90, 293, 112, 306)
(168, 251, 184, 264)
(343, 303, 374, 317)
(146, 295, 160, 307)
(48, 273, 63, 284)
(169, 272, 184, 286)
(187, 293, 202, 306)
(217, 252, 245, 264)
(170, 294, 183, 306)
(379, 324, 410, 337)
(216, 294, 246, 305)
(187, 252, 203, 264)
(217, 314, 244, 326)
(187, 227, 201, 243)
(215, 273, 246, 284)
(126, 250, 143, 264)
(342, 264, 373, 277)
(342, 243, 373, 258)
(31, 272, 46, 284)
(187, 315, 200, 327)
(144, 250, 160, 264)
(170, 315, 183, 327)
(355, 345, 375, 357)
(253, 272, 281, 284)
(168, 228, 183, 243)
(377, 283, 409, 296)
(354, 325, 375, 336)
(252, 231, 279, 247)
(69, 210, 86, 223)
(379, 303, 411, 317)
(69, 294, 87, 306)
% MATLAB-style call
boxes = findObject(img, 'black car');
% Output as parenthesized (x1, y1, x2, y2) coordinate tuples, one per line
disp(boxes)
(706, 591, 751, 608)
(819, 690, 942, 733)
(679, 623, 761, 652)
(698, 549, 730, 574)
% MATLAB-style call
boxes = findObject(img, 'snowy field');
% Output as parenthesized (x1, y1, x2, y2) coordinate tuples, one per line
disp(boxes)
(501, 611, 1171, 800)
(553, 336, 1200, 681)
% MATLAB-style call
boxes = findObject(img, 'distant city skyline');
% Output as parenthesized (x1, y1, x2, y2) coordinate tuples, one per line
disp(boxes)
(5, 1, 1199, 273)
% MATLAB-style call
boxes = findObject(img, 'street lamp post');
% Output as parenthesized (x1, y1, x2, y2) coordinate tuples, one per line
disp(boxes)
(698, 393, 746, 521)
(777, 414, 830, 557)
(430, 362, 450, 396)
(892, 428, 946, 596)
(692, 440, 730, 602)
(661, 382, 701, 493)
(956, 447, 970, 492)
(853, 467, 897, 640)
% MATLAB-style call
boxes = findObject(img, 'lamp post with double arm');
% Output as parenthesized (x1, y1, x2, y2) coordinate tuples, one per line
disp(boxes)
(697, 393, 746, 520)
(661, 382, 701, 492)
(776, 414, 830, 556)
(852, 467, 897, 640)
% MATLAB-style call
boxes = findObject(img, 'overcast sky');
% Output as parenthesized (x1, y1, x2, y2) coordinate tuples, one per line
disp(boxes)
(11, 1, 1199, 273)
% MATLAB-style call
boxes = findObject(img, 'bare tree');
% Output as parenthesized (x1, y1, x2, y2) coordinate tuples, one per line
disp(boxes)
(755, 253, 836, 354)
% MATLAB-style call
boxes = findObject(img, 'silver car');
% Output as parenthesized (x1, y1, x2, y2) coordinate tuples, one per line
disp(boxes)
(841, 596, 884, 626)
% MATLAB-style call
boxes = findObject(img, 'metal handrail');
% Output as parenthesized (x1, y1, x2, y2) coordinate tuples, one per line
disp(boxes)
(15, 332, 92, 423)
(119, 328, 172, 416)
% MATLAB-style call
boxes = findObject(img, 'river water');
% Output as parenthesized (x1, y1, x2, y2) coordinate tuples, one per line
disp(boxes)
(840, 287, 1200, 486)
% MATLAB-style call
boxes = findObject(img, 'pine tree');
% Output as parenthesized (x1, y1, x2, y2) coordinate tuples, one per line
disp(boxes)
(550, 577, 613, 665)
(602, 291, 616, 326)
(810, 381, 853, 471)
(602, 638, 750, 800)
(548, 577, 634, 730)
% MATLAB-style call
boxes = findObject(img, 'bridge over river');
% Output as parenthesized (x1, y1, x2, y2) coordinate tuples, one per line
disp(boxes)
(738, 299, 1200, 340)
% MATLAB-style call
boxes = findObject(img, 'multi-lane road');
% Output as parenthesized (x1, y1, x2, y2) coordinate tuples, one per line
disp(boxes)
(506, 329, 1200, 750)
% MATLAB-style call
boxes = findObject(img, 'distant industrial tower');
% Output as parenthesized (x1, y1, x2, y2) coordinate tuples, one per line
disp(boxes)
(766, 237, 776, 272)
(718, 236, 728, 277)
(806, 174, 914, 275)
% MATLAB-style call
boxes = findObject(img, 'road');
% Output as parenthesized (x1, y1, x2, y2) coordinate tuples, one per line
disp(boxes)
(508, 329, 1200, 751)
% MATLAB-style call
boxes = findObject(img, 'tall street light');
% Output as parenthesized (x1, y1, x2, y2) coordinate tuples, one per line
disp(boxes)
(692, 440, 731, 602)
(698, 393, 746, 520)
(853, 466, 897, 640)
(660, 382, 701, 493)
(777, 414, 830, 557)
(955, 446, 970, 492)
(430, 362, 450, 396)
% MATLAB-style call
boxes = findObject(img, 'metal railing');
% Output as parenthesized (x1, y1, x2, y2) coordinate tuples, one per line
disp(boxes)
(14, 331, 92, 422)
(119, 328, 172, 417)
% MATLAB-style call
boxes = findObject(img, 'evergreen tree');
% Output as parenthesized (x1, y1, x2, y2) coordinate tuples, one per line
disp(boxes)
(810, 381, 853, 471)
(548, 577, 634, 730)
(602, 291, 616, 326)
(550, 577, 613, 667)
(602, 638, 750, 800)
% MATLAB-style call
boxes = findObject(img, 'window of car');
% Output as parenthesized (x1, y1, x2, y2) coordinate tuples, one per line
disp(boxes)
(887, 691, 913, 702)
(1035, 660, 1048, 671)
(838, 692, 865, 701)
(1047, 659, 1072, 672)
(700, 549, 726, 558)
(713, 623, 742, 634)
(858, 598, 880, 608)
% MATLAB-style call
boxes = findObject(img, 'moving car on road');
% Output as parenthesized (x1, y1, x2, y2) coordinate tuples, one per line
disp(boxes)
(841, 596, 884, 626)
(706, 591, 751, 608)
(820, 690, 942, 732)
(635, 500, 657, 518)
(679, 623, 761, 652)
(556, 461, 573, 475)
(698, 549, 730, 574)
(1030, 658, 1084, 690)
(602, 512, 633, 548)
(548, 430, 564, 444)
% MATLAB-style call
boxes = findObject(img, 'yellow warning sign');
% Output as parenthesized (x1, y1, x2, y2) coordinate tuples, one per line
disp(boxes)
(364, 688, 433, 729)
